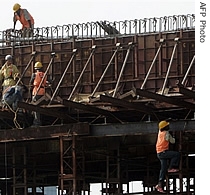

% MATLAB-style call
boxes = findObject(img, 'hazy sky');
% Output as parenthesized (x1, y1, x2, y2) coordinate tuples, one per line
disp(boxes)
(1, 0, 195, 31)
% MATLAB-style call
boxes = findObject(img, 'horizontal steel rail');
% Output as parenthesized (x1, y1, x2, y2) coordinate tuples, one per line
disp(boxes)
(0, 14, 195, 47)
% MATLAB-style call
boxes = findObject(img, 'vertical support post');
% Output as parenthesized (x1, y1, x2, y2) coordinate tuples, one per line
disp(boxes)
(32, 163, 36, 195)
(179, 131, 183, 193)
(106, 155, 109, 195)
(24, 147, 27, 195)
(134, 35, 138, 78)
(117, 147, 121, 194)
(173, 177, 176, 194)
(59, 136, 64, 195)
(101, 183, 103, 195)
(72, 134, 77, 195)
(91, 39, 96, 83)
(12, 148, 15, 195)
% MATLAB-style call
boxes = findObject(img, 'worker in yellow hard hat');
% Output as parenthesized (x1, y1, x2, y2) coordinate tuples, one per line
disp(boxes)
(30, 62, 47, 98)
(29, 62, 50, 127)
(154, 120, 180, 193)
(13, 3, 35, 37)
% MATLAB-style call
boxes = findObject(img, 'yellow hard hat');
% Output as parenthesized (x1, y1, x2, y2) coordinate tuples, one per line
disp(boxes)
(159, 120, 169, 130)
(34, 62, 43, 69)
(13, 3, 21, 12)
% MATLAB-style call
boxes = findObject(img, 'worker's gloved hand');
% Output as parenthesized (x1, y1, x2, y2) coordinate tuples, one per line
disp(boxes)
(14, 73, 20, 80)
(17, 29, 22, 35)
(46, 81, 52, 87)
(32, 96, 36, 102)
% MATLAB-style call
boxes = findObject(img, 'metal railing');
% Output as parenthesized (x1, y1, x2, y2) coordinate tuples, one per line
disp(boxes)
(0, 14, 195, 47)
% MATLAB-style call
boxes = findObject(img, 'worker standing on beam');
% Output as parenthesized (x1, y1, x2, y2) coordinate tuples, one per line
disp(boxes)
(29, 62, 47, 126)
(13, 3, 34, 37)
(0, 55, 20, 107)
(155, 120, 180, 193)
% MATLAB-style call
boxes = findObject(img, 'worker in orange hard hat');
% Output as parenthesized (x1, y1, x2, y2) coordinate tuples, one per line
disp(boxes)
(154, 120, 180, 193)
(13, 3, 34, 37)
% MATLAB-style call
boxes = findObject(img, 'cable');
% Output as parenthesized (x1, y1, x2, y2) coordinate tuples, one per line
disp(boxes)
(4, 101, 23, 129)
(4, 142, 8, 195)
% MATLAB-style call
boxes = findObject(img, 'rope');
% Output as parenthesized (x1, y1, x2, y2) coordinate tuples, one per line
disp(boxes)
(3, 101, 23, 129)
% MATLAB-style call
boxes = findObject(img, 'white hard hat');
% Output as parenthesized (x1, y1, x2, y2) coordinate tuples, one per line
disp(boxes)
(5, 55, 12, 61)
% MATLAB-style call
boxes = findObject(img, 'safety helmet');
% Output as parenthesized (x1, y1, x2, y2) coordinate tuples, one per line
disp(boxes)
(5, 55, 13, 61)
(34, 62, 43, 69)
(159, 120, 169, 130)
(13, 3, 21, 12)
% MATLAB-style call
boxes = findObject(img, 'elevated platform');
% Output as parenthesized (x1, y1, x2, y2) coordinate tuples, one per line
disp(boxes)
(0, 14, 195, 195)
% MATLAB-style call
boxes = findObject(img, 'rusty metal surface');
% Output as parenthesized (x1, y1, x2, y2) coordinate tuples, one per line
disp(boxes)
(0, 31, 195, 101)
(0, 126, 194, 194)
(0, 123, 89, 142)
(136, 89, 195, 110)
(0, 15, 195, 194)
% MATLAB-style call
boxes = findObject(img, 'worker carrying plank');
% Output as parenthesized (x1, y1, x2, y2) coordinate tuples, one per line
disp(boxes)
(13, 3, 34, 37)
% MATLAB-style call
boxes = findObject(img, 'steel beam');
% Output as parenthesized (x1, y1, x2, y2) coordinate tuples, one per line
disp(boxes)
(100, 95, 154, 114)
(18, 101, 77, 122)
(90, 120, 195, 137)
(177, 82, 195, 99)
(136, 89, 195, 110)
(0, 123, 89, 142)
(63, 99, 122, 123)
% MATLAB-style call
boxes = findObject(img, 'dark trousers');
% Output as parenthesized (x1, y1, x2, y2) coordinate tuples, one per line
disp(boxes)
(32, 95, 42, 126)
(157, 150, 180, 186)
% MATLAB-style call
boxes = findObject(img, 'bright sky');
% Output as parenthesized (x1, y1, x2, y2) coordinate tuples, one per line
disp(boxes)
(1, 0, 195, 31)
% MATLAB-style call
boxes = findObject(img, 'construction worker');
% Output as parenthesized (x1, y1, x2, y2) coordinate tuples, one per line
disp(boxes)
(13, 3, 34, 37)
(2, 84, 28, 111)
(155, 120, 180, 193)
(0, 55, 20, 97)
(29, 61, 47, 126)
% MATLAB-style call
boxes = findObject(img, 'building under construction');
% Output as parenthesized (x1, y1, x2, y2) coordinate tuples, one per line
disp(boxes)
(0, 14, 195, 195)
